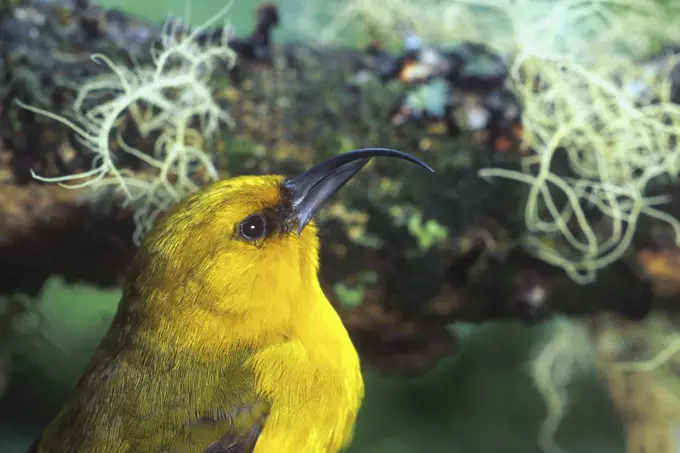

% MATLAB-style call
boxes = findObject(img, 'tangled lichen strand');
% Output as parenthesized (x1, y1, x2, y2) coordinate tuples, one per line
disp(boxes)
(531, 319, 595, 453)
(473, 4, 680, 284)
(590, 314, 680, 452)
(323, 0, 680, 283)
(320, 0, 677, 57)
(16, 5, 237, 244)
(480, 53, 680, 283)
(315, 1, 680, 451)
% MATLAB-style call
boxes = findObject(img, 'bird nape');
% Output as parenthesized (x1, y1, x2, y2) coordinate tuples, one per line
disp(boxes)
(29, 147, 433, 453)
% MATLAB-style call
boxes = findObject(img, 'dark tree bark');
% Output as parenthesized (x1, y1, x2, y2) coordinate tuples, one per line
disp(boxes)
(1, 0, 678, 377)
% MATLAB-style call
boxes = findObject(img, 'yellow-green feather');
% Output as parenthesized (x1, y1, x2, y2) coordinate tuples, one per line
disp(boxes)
(35, 175, 364, 453)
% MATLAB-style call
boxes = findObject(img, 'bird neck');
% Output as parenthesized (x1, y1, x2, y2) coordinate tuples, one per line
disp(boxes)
(292, 281, 355, 358)
(110, 273, 353, 367)
(110, 300, 285, 365)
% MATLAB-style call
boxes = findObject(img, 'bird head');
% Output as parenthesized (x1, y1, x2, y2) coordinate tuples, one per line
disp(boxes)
(123, 148, 432, 342)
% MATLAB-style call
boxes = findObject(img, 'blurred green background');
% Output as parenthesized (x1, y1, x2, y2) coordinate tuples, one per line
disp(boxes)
(2, 279, 624, 453)
(1, 0, 626, 452)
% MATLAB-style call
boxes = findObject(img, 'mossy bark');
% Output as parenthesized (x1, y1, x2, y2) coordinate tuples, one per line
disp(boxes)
(5, 4, 680, 450)
(0, 0, 675, 382)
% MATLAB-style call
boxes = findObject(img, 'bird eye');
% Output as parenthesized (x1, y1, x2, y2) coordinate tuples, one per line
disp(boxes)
(239, 214, 268, 241)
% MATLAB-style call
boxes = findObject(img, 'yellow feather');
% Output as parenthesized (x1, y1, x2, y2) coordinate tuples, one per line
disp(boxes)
(36, 175, 364, 453)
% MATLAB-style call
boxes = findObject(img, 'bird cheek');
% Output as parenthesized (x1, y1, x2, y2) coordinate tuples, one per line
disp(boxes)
(203, 251, 250, 288)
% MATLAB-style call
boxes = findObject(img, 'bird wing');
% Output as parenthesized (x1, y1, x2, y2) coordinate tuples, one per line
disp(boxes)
(171, 399, 270, 453)
(28, 405, 269, 453)
(28, 392, 270, 453)
(118, 359, 271, 453)
(200, 405, 269, 453)
(30, 345, 271, 453)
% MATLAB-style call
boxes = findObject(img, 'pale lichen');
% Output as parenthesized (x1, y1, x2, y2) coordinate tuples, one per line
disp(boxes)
(312, 1, 680, 451)
(16, 4, 237, 244)
(531, 318, 594, 453)
(480, 52, 680, 283)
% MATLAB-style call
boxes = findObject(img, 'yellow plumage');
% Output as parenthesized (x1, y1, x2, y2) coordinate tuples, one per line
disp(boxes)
(32, 148, 431, 453)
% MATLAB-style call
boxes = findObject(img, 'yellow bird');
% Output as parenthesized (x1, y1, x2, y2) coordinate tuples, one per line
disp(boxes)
(29, 148, 433, 453)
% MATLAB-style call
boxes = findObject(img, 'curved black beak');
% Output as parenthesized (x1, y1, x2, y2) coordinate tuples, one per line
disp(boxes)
(283, 147, 434, 235)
